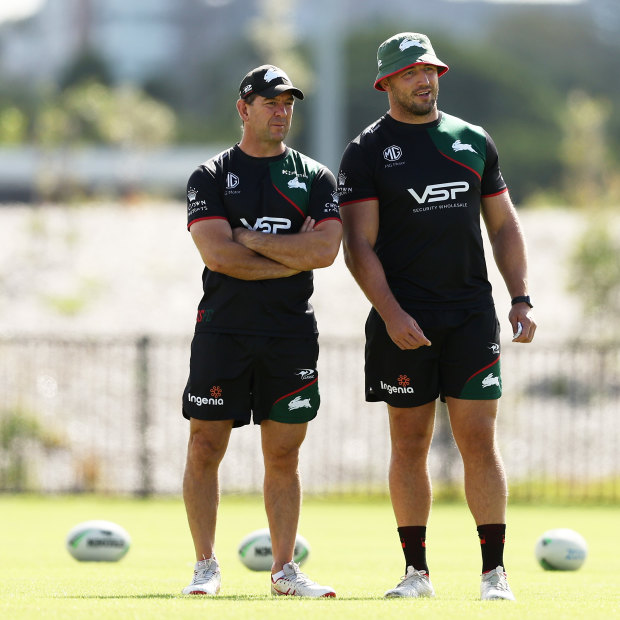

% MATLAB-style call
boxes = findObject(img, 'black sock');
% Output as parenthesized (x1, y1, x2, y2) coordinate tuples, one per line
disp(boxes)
(477, 523, 506, 573)
(397, 526, 428, 574)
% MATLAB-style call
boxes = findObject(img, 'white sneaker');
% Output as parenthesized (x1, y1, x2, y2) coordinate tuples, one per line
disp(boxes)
(480, 565, 516, 601)
(384, 566, 435, 598)
(271, 562, 336, 598)
(182, 557, 221, 595)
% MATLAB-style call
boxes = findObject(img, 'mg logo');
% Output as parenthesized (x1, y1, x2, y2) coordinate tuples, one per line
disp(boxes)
(226, 173, 239, 189)
(408, 181, 469, 204)
(383, 145, 402, 162)
(240, 217, 291, 233)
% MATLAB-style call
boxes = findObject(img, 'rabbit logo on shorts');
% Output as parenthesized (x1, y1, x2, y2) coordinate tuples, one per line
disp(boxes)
(288, 396, 311, 411)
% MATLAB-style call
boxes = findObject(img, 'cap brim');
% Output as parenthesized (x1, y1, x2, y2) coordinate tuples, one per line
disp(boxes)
(257, 84, 304, 100)
(374, 58, 449, 91)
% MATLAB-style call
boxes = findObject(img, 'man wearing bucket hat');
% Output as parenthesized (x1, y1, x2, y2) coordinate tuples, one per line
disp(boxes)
(338, 33, 536, 601)
(181, 64, 341, 598)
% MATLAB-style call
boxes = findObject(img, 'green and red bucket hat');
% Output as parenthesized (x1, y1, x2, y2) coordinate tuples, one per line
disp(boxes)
(374, 32, 449, 91)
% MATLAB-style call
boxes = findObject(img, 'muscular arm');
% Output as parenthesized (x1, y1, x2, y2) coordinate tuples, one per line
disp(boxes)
(190, 218, 300, 280)
(340, 200, 430, 350)
(233, 217, 342, 271)
(482, 191, 536, 342)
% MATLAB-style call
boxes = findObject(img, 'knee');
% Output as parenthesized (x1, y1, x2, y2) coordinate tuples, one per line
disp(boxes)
(391, 428, 434, 460)
(187, 429, 228, 468)
(263, 442, 301, 471)
(453, 419, 497, 454)
(456, 431, 499, 464)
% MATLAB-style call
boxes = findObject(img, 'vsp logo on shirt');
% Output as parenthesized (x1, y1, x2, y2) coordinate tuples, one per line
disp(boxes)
(240, 217, 291, 233)
(408, 181, 469, 204)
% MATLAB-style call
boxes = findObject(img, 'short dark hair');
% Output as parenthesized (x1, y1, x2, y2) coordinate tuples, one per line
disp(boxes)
(242, 93, 258, 105)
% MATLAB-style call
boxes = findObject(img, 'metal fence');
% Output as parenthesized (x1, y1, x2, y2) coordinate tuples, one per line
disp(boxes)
(1, 334, 619, 503)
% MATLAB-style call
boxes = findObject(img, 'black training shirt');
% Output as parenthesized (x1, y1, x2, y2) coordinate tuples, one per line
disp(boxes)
(338, 111, 507, 311)
(186, 145, 340, 336)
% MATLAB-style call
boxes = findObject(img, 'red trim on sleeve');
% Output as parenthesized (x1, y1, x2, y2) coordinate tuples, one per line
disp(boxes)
(482, 187, 509, 199)
(339, 196, 378, 207)
(315, 216, 342, 224)
(187, 215, 227, 230)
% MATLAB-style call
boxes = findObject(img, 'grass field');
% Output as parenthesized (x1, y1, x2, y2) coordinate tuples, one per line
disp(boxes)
(1, 495, 618, 619)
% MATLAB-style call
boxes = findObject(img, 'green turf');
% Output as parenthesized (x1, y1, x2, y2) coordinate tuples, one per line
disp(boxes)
(1, 495, 618, 619)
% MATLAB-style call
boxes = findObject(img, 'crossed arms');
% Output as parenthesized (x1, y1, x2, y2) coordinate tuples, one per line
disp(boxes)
(190, 216, 342, 280)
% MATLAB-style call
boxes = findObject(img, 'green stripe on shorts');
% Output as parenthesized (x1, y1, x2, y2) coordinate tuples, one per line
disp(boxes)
(459, 358, 502, 400)
(269, 380, 320, 423)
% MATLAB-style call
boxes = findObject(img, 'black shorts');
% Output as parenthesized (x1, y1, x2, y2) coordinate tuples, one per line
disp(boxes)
(365, 307, 502, 407)
(182, 332, 320, 427)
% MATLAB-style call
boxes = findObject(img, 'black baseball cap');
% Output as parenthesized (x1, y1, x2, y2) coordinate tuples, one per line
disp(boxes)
(239, 65, 304, 100)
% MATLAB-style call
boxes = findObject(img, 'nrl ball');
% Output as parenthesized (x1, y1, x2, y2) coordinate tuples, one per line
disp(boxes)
(535, 528, 587, 571)
(66, 520, 131, 562)
(238, 528, 310, 571)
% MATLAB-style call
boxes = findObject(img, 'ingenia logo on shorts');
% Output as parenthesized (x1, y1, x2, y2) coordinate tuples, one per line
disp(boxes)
(381, 374, 414, 395)
(188, 386, 224, 406)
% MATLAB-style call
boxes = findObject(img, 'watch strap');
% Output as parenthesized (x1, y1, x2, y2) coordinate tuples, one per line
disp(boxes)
(511, 295, 533, 308)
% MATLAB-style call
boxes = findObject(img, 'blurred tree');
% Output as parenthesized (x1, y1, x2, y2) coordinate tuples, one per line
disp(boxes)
(32, 80, 177, 200)
(247, 0, 310, 144)
(488, 8, 620, 197)
(35, 81, 176, 148)
(248, 0, 310, 92)
(0, 409, 66, 491)
(568, 216, 620, 338)
(177, 0, 313, 147)
(1, 4, 619, 204)
(0, 106, 27, 144)
(342, 25, 393, 138)
(489, 9, 620, 99)
(560, 90, 612, 208)
(561, 89, 620, 335)
(178, 38, 258, 144)
(58, 47, 114, 89)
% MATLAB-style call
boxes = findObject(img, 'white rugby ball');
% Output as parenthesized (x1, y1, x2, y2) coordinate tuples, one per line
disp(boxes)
(238, 528, 310, 571)
(534, 528, 587, 571)
(66, 520, 131, 562)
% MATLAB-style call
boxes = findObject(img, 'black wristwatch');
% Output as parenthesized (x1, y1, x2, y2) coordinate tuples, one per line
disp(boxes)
(511, 295, 533, 308)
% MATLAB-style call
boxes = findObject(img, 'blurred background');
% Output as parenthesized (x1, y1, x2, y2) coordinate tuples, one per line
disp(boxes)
(0, 0, 619, 502)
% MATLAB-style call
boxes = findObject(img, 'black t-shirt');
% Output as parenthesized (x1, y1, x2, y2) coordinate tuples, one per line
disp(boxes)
(186, 145, 340, 336)
(338, 111, 507, 311)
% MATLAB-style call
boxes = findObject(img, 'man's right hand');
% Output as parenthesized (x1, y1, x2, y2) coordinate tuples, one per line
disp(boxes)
(384, 308, 431, 350)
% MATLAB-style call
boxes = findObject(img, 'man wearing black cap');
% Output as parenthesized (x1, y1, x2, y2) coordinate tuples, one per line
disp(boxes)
(181, 65, 341, 597)
(338, 33, 536, 601)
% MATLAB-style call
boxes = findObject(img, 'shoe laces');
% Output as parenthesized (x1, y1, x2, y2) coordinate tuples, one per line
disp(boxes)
(194, 558, 218, 584)
(283, 562, 314, 586)
(485, 567, 509, 591)
(401, 567, 428, 583)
